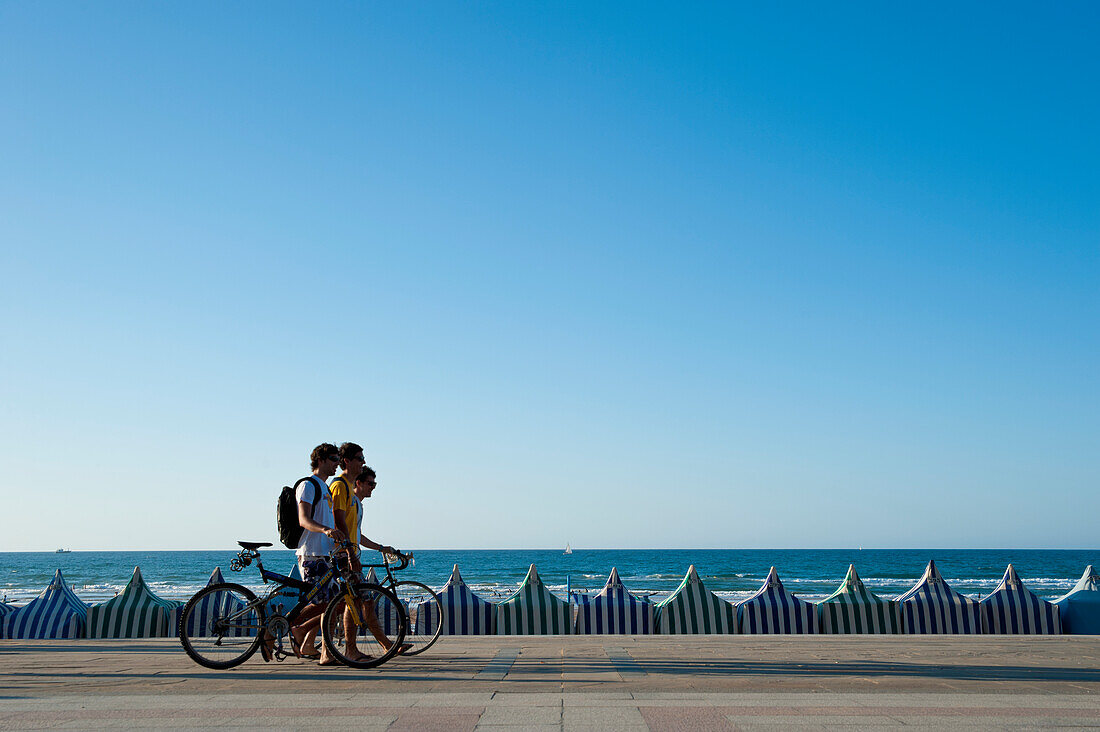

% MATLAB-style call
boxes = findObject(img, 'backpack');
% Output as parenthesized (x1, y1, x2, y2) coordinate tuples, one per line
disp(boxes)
(277, 476, 325, 550)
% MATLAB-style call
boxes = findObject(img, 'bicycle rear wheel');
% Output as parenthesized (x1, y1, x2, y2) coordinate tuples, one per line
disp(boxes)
(321, 583, 406, 669)
(178, 583, 264, 670)
(394, 580, 442, 655)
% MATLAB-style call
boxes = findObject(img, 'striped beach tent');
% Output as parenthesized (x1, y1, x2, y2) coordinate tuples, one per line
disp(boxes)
(2, 569, 88, 639)
(896, 560, 981, 634)
(654, 565, 736, 635)
(0, 601, 14, 620)
(174, 567, 254, 638)
(980, 564, 1061, 635)
(496, 564, 572, 635)
(738, 567, 817, 634)
(86, 567, 181, 638)
(818, 564, 902, 634)
(417, 565, 494, 635)
(1053, 565, 1100, 635)
(576, 567, 654, 635)
(363, 567, 406, 637)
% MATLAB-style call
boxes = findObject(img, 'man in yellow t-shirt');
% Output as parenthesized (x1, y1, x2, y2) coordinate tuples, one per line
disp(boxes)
(329, 444, 404, 661)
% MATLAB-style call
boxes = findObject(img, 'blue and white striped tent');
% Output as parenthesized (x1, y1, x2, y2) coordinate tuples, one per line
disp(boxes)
(1053, 565, 1100, 635)
(575, 568, 653, 635)
(0, 601, 14, 620)
(174, 567, 255, 639)
(417, 564, 494, 635)
(738, 567, 817, 634)
(654, 565, 736, 634)
(496, 564, 573, 635)
(896, 560, 981, 634)
(86, 566, 181, 638)
(1, 569, 88, 639)
(980, 564, 1061, 635)
(263, 562, 303, 619)
(365, 567, 407, 637)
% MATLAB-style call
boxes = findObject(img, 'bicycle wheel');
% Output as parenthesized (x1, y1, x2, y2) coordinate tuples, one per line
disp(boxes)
(393, 580, 442, 655)
(321, 583, 406, 669)
(178, 582, 264, 670)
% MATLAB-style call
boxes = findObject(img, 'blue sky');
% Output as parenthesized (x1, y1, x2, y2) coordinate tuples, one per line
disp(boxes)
(1, 3, 1097, 550)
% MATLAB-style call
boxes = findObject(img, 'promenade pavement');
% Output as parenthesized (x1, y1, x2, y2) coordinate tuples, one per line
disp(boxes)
(2, 635, 1100, 730)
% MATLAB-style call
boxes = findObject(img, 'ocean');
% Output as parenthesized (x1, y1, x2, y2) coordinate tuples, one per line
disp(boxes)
(2, 549, 1096, 606)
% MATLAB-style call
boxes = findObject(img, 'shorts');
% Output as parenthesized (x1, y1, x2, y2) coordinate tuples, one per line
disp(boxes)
(299, 557, 337, 604)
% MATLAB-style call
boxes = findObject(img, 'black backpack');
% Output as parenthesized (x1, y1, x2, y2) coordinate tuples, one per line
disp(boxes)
(277, 476, 325, 550)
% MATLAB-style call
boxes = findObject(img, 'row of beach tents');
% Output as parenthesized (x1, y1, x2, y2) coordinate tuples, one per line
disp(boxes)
(2, 562, 1097, 639)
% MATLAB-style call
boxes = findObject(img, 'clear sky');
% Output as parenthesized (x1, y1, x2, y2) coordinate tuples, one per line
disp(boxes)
(1, 3, 1097, 550)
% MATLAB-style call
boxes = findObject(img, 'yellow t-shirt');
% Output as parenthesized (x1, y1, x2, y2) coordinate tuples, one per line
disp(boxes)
(328, 475, 361, 545)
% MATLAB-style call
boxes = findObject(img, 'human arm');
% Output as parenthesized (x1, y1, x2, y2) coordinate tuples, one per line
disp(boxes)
(298, 500, 345, 542)
(359, 534, 403, 557)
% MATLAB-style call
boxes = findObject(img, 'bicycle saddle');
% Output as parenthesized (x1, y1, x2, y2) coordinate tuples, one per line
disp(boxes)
(237, 541, 272, 550)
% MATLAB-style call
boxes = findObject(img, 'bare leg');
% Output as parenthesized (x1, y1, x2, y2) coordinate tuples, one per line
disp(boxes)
(290, 603, 325, 657)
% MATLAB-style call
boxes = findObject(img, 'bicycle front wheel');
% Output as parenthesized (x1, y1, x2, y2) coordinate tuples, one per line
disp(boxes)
(394, 581, 442, 655)
(321, 583, 406, 669)
(178, 583, 264, 670)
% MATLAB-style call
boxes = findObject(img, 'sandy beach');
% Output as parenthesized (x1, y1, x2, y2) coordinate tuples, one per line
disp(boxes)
(3, 635, 1100, 729)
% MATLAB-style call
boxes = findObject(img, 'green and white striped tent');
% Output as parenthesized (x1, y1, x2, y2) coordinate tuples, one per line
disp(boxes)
(654, 565, 737, 634)
(496, 564, 573, 635)
(818, 564, 903, 634)
(86, 567, 181, 638)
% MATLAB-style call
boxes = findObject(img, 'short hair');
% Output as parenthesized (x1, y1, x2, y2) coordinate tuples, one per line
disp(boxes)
(338, 442, 364, 468)
(356, 466, 377, 483)
(310, 443, 339, 469)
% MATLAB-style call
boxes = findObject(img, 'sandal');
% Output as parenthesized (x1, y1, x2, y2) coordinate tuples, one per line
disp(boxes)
(289, 628, 321, 659)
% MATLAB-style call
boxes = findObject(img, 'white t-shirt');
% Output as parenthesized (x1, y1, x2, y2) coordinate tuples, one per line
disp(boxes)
(295, 476, 335, 559)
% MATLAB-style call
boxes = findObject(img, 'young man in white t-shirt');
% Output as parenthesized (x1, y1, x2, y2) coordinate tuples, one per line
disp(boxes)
(289, 443, 346, 664)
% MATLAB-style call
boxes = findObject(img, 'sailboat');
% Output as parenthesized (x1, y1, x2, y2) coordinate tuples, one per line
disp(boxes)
(563, 542, 573, 555)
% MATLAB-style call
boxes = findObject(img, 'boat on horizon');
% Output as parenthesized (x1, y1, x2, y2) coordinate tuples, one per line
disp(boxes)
(55, 548, 71, 553)
(563, 543, 573, 555)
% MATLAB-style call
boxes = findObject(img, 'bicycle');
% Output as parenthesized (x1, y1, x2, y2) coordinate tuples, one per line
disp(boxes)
(362, 552, 444, 657)
(177, 541, 406, 670)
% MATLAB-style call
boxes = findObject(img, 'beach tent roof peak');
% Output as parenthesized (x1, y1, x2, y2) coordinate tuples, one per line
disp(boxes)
(523, 564, 542, 585)
(449, 564, 463, 583)
(844, 564, 861, 586)
(1077, 565, 1099, 591)
(685, 565, 701, 583)
(1000, 564, 1022, 588)
(207, 567, 225, 585)
(763, 566, 783, 588)
(605, 567, 623, 587)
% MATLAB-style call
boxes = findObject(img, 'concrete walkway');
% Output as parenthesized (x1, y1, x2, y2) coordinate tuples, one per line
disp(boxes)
(2, 636, 1100, 729)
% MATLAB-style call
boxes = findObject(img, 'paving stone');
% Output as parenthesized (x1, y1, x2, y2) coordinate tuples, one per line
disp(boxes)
(477, 705, 563, 725)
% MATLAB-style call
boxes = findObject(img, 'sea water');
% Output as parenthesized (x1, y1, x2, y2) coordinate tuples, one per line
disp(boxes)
(2, 549, 1096, 606)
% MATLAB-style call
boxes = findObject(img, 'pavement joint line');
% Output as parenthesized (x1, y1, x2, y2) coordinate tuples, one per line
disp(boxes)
(474, 647, 520, 681)
(604, 646, 646, 679)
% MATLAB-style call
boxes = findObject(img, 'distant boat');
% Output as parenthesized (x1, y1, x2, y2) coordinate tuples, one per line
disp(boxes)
(564, 543, 573, 555)
(55, 548, 71, 553)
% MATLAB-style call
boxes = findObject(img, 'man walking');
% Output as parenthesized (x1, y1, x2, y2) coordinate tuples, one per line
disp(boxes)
(290, 443, 346, 664)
